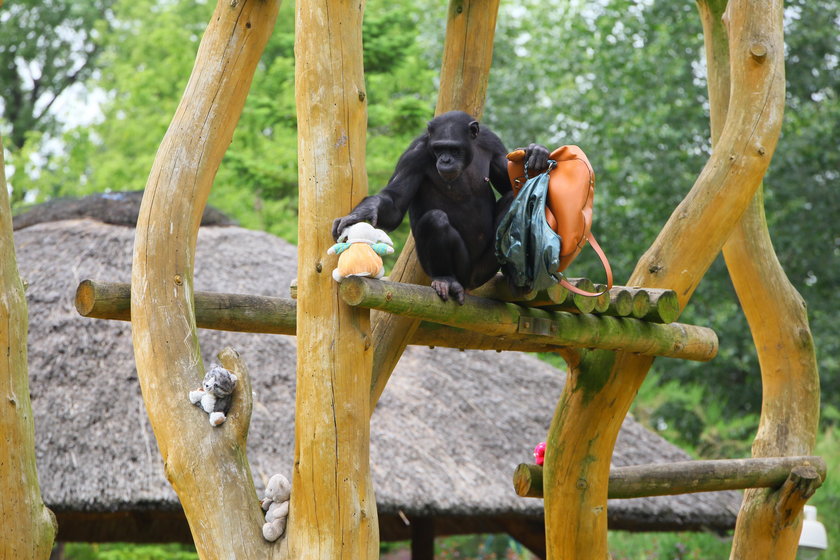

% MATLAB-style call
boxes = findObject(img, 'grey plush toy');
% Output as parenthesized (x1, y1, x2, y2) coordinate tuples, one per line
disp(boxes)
(188, 364, 238, 426)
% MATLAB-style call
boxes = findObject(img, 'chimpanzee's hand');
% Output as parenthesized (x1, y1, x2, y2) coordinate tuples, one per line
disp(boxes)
(331, 207, 378, 241)
(524, 143, 550, 174)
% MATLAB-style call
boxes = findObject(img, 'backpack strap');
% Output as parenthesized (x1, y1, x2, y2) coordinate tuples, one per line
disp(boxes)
(558, 232, 614, 297)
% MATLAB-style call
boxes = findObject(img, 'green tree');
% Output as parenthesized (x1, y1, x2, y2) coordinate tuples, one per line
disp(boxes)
(21, 0, 438, 243)
(13, 0, 215, 205)
(0, 0, 116, 203)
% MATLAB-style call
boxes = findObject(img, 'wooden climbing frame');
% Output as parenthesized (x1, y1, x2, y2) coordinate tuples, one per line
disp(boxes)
(71, 0, 822, 558)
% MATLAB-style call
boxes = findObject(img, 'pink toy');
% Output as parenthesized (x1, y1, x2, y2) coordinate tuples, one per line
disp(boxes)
(534, 442, 546, 466)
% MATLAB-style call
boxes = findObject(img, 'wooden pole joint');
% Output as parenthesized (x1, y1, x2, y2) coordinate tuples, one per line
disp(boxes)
(772, 465, 823, 534)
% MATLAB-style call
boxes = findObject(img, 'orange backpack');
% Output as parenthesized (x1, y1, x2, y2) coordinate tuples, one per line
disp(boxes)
(506, 146, 612, 296)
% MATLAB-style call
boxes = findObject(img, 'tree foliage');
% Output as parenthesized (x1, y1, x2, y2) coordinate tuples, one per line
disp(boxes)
(0, 0, 116, 203)
(9, 0, 438, 243)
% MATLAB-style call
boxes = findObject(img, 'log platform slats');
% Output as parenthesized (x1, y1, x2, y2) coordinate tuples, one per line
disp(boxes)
(338, 277, 717, 361)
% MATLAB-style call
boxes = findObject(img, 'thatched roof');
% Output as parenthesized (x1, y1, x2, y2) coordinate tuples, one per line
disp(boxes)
(13, 199, 740, 546)
(13, 190, 235, 231)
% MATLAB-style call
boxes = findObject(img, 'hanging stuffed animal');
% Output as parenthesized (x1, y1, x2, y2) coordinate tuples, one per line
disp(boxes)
(327, 222, 394, 282)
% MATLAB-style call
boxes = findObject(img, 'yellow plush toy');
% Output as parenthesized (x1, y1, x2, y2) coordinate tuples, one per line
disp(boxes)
(328, 222, 394, 282)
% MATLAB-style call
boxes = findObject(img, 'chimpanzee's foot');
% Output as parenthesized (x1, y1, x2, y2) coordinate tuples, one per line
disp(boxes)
(431, 277, 465, 305)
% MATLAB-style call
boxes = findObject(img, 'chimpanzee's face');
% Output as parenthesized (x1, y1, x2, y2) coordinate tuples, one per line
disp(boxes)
(428, 119, 479, 183)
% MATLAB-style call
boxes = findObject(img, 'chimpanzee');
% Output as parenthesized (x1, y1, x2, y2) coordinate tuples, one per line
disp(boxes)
(332, 110, 549, 304)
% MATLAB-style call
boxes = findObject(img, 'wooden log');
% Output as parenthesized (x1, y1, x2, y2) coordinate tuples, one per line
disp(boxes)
(1, 133, 57, 558)
(537, 278, 597, 314)
(571, 278, 599, 314)
(602, 287, 634, 318)
(513, 463, 544, 499)
(592, 285, 611, 314)
(434, 0, 499, 118)
(641, 288, 680, 324)
(529, 283, 569, 307)
(294, 0, 378, 554)
(129, 2, 281, 558)
(77, 280, 296, 335)
(626, 287, 652, 319)
(514, 456, 826, 499)
(75, 280, 575, 353)
(537, 283, 677, 322)
(340, 277, 718, 361)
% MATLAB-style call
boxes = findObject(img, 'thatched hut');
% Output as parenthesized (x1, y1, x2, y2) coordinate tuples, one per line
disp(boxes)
(14, 194, 740, 554)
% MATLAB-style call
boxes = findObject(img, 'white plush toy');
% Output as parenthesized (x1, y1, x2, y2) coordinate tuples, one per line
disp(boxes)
(188, 364, 238, 426)
(328, 222, 394, 282)
(261, 473, 291, 542)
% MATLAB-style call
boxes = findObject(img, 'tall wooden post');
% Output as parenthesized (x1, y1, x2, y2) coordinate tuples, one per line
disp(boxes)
(699, 1, 822, 556)
(0, 134, 57, 559)
(130, 1, 280, 558)
(291, 0, 378, 557)
(369, 0, 502, 408)
(542, 0, 786, 557)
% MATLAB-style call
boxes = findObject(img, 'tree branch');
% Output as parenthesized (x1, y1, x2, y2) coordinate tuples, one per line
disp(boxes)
(130, 2, 282, 557)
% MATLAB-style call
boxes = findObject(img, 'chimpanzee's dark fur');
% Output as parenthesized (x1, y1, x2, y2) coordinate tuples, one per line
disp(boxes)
(332, 111, 548, 304)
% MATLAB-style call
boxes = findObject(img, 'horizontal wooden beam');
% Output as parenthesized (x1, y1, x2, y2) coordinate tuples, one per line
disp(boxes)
(75, 280, 296, 335)
(74, 280, 576, 353)
(339, 277, 718, 361)
(513, 456, 826, 499)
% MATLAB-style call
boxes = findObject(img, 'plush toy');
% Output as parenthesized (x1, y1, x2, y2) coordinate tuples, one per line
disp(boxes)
(261, 473, 291, 542)
(533, 442, 546, 466)
(188, 364, 238, 426)
(328, 222, 394, 282)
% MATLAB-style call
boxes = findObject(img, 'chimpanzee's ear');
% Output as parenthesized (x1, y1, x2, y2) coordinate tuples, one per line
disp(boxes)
(469, 120, 480, 138)
(427, 120, 435, 135)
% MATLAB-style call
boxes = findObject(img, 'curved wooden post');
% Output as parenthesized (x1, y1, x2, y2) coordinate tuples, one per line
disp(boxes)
(0, 135, 57, 558)
(291, 0, 378, 558)
(130, 2, 281, 558)
(369, 0, 502, 409)
(542, 1, 786, 557)
(699, 1, 822, 556)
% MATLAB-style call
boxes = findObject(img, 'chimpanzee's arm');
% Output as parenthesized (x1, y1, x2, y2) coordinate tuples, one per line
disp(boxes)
(478, 129, 514, 196)
(489, 152, 513, 195)
(332, 139, 427, 240)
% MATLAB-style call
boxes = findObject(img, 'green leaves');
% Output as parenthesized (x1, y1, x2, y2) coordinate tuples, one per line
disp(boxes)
(15, 0, 440, 243)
